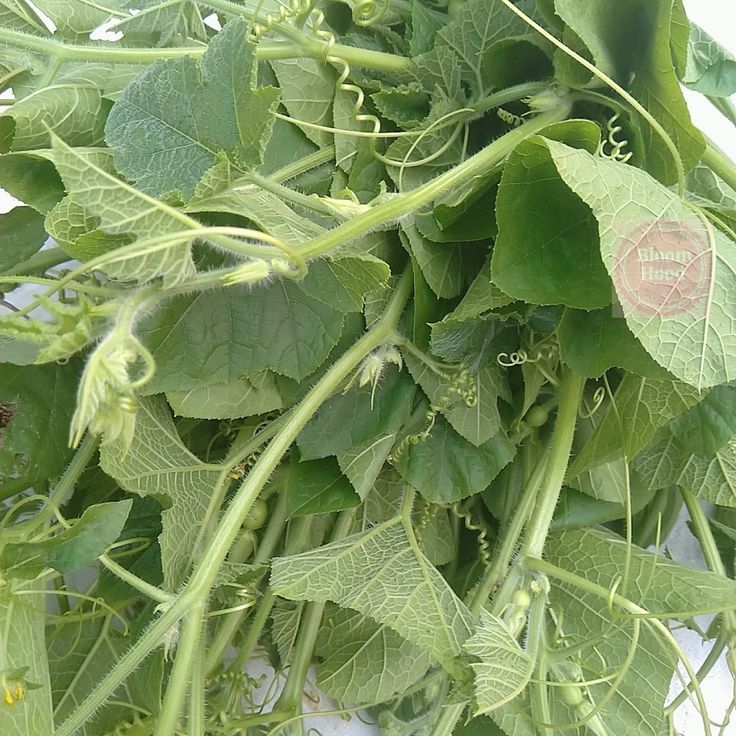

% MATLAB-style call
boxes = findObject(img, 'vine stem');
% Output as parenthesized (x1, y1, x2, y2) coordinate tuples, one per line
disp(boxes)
(298, 104, 571, 260)
(0, 28, 409, 72)
(55, 269, 413, 736)
(522, 368, 585, 559)
(702, 140, 736, 195)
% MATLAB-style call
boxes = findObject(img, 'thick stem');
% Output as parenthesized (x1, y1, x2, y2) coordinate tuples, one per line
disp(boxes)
(155, 600, 206, 736)
(522, 369, 584, 559)
(299, 105, 571, 260)
(56, 270, 412, 736)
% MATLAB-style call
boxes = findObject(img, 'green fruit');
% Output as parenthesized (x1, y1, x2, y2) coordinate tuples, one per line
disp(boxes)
(559, 683, 584, 707)
(243, 499, 268, 530)
(511, 589, 532, 609)
(525, 405, 550, 428)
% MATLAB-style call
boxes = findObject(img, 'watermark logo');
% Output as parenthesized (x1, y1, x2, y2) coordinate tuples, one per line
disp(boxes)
(611, 219, 712, 317)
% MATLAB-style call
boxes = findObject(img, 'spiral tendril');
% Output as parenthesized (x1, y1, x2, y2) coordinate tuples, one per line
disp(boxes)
(578, 386, 606, 419)
(250, 0, 313, 41)
(497, 107, 524, 127)
(597, 113, 633, 164)
(451, 503, 492, 567)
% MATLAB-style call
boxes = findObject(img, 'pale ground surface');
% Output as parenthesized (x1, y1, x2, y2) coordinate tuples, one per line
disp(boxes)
(1, 1, 736, 734)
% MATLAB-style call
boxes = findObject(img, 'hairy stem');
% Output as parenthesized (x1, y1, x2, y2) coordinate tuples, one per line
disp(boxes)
(522, 369, 585, 559)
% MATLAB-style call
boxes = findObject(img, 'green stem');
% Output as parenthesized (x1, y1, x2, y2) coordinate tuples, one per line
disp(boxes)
(98, 555, 173, 605)
(702, 140, 736, 195)
(523, 369, 584, 559)
(57, 269, 412, 736)
(155, 600, 206, 736)
(276, 510, 356, 713)
(1, 246, 70, 277)
(247, 171, 342, 219)
(0, 28, 409, 73)
(298, 104, 571, 260)
(469, 446, 549, 615)
(270, 147, 335, 183)
(189, 631, 206, 736)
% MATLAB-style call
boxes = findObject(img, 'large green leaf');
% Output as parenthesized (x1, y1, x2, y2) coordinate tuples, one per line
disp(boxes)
(105, 18, 280, 198)
(543, 139, 736, 389)
(558, 308, 672, 379)
(395, 417, 515, 504)
(283, 455, 360, 518)
(553, 0, 704, 183)
(464, 612, 533, 714)
(271, 520, 475, 674)
(0, 361, 79, 483)
(1, 501, 132, 579)
(0, 206, 47, 273)
(0, 85, 108, 153)
(492, 136, 610, 309)
(138, 277, 346, 392)
(668, 385, 736, 455)
(634, 426, 736, 507)
(99, 396, 222, 588)
(403, 351, 503, 447)
(567, 375, 702, 479)
(0, 586, 53, 736)
(298, 368, 416, 460)
(337, 436, 397, 501)
(316, 607, 431, 705)
(683, 24, 736, 97)
(49, 138, 200, 284)
(166, 373, 283, 420)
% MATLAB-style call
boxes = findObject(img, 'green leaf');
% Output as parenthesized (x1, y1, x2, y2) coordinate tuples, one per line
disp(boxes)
(401, 219, 465, 299)
(316, 607, 431, 705)
(403, 351, 503, 446)
(0, 361, 79, 483)
(558, 308, 672, 379)
(0, 85, 108, 153)
(337, 435, 396, 501)
(492, 136, 610, 309)
(634, 426, 736, 507)
(542, 139, 736, 389)
(548, 526, 736, 616)
(271, 520, 475, 674)
(1, 501, 132, 578)
(669, 385, 736, 455)
(567, 374, 702, 479)
(271, 58, 334, 148)
(553, 0, 704, 183)
(463, 612, 533, 714)
(166, 373, 283, 420)
(0, 151, 64, 214)
(683, 24, 736, 97)
(283, 455, 360, 518)
(435, 0, 542, 97)
(99, 396, 222, 588)
(49, 138, 201, 284)
(138, 277, 346, 393)
(410, 1, 443, 56)
(298, 367, 416, 461)
(395, 417, 515, 504)
(106, 18, 279, 198)
(0, 206, 47, 273)
(685, 163, 736, 213)
(0, 586, 53, 736)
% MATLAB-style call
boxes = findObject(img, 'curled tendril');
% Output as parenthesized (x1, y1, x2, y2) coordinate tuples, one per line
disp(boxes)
(250, 0, 312, 41)
(497, 350, 537, 367)
(451, 503, 492, 567)
(578, 386, 606, 419)
(351, 0, 390, 26)
(597, 113, 633, 164)
(497, 107, 524, 127)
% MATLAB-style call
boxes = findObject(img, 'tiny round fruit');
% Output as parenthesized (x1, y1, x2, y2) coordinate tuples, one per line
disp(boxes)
(525, 405, 550, 428)
(511, 589, 532, 609)
(559, 684, 584, 707)
(243, 499, 268, 530)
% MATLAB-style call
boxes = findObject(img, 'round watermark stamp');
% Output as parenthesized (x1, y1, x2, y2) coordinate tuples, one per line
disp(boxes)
(611, 219, 712, 317)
